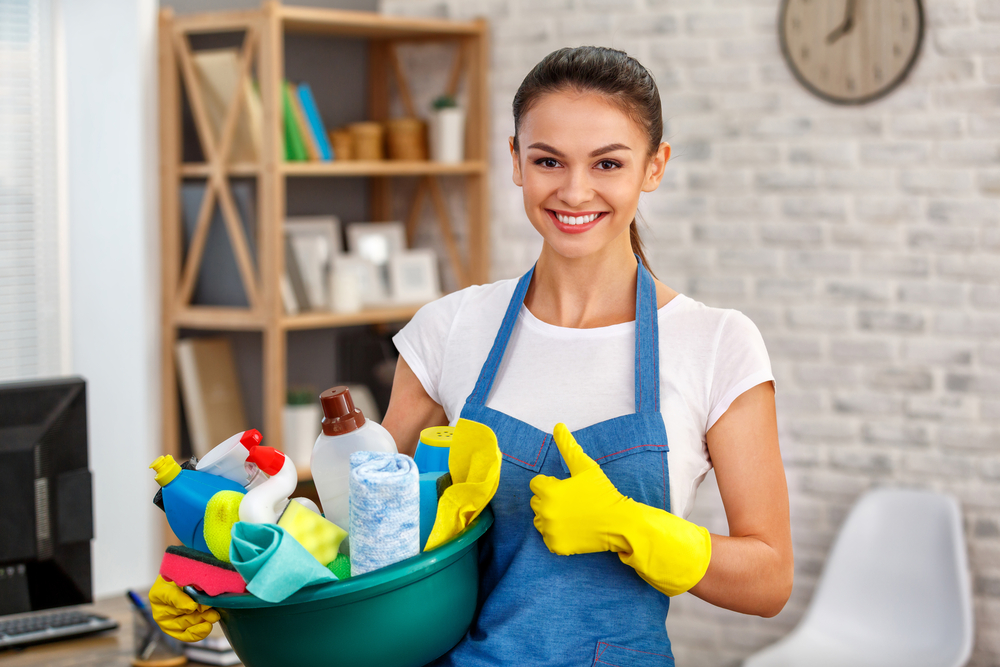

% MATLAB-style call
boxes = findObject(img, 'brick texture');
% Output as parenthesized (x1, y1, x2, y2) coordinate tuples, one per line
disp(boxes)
(381, 0, 1000, 664)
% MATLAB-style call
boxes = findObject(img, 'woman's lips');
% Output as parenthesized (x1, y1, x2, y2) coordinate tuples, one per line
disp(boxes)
(547, 209, 608, 234)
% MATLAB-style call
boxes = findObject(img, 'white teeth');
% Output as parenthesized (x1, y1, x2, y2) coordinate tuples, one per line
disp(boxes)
(555, 212, 600, 225)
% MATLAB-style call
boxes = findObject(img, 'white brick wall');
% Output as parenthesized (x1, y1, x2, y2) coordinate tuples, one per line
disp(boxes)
(382, 0, 1000, 664)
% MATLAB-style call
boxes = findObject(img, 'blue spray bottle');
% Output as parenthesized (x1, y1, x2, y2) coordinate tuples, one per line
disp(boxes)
(150, 455, 245, 553)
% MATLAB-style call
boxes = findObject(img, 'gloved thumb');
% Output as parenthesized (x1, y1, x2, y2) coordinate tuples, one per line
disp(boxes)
(552, 423, 597, 477)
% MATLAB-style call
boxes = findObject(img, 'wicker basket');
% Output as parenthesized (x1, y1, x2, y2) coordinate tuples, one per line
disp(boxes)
(385, 117, 428, 161)
(329, 129, 353, 160)
(348, 122, 385, 161)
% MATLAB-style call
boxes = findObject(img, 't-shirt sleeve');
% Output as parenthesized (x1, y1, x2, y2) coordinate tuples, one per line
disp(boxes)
(705, 310, 774, 432)
(391, 290, 465, 407)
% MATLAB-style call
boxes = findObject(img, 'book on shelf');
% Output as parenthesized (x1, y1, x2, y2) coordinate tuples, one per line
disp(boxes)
(288, 83, 320, 161)
(175, 337, 248, 459)
(191, 48, 262, 162)
(282, 81, 308, 162)
(296, 82, 333, 160)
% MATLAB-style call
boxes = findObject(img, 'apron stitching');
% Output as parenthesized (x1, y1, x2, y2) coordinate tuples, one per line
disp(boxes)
(502, 434, 548, 467)
(594, 444, 663, 461)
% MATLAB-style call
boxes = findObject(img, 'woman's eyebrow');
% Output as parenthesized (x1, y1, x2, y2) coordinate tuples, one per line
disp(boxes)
(589, 143, 631, 156)
(526, 142, 632, 157)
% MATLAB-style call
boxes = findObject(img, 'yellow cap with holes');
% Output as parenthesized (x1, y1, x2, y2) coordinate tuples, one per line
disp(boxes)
(419, 426, 455, 448)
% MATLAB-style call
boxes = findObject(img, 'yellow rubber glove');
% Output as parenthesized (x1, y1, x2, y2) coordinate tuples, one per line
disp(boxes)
(148, 575, 220, 642)
(529, 423, 712, 597)
(424, 418, 502, 551)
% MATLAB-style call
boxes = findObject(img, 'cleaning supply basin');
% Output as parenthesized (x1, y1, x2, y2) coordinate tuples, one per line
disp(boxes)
(187, 504, 493, 667)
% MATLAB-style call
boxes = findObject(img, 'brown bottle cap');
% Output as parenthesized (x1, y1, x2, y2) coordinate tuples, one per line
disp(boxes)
(320, 386, 366, 435)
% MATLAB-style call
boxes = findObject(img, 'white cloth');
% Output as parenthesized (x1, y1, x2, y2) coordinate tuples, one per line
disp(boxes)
(393, 279, 774, 519)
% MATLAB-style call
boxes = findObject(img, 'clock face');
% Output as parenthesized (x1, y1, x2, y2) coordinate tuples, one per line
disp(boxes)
(779, 0, 924, 105)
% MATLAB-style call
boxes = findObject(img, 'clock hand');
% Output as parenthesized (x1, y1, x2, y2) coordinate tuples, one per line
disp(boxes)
(826, 0, 857, 44)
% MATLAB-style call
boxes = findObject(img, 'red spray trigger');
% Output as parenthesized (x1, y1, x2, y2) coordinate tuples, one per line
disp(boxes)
(240, 429, 263, 450)
(246, 446, 285, 476)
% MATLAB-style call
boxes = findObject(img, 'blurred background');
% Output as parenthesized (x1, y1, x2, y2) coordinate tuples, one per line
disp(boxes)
(1, 0, 998, 665)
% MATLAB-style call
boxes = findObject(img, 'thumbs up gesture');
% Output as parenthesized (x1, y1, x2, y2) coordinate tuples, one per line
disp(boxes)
(529, 423, 713, 597)
(528, 423, 630, 556)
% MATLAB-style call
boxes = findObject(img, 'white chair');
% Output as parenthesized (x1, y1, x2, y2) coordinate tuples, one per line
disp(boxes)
(744, 488, 974, 667)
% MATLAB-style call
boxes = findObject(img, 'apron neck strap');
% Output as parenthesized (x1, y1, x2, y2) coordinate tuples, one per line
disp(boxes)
(633, 256, 660, 414)
(465, 258, 660, 414)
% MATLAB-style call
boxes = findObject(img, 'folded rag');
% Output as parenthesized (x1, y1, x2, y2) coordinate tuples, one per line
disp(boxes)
(424, 418, 501, 552)
(228, 521, 337, 603)
(348, 451, 420, 577)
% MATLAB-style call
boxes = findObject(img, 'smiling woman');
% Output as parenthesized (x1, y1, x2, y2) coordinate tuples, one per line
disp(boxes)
(382, 46, 792, 667)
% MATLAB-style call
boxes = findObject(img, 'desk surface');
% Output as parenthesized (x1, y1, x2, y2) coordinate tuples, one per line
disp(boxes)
(0, 596, 241, 667)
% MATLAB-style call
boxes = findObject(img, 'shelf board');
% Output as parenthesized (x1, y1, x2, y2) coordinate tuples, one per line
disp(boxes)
(180, 162, 259, 177)
(282, 303, 424, 330)
(279, 6, 484, 38)
(282, 160, 486, 177)
(180, 161, 486, 178)
(173, 306, 264, 330)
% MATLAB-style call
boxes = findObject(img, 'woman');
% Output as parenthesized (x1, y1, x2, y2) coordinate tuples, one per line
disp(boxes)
(384, 46, 792, 665)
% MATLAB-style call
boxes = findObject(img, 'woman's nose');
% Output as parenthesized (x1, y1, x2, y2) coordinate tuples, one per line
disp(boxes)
(557, 168, 594, 208)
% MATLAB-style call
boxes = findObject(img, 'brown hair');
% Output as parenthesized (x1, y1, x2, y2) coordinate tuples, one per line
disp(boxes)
(512, 46, 662, 272)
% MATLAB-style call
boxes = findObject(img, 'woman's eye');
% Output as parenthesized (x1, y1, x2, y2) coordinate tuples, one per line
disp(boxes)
(596, 160, 621, 170)
(534, 158, 559, 168)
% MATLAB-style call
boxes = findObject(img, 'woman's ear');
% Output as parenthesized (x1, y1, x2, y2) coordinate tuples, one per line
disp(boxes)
(510, 136, 523, 187)
(641, 142, 671, 193)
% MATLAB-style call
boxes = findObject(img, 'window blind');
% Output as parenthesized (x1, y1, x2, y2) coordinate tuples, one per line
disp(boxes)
(0, 0, 62, 380)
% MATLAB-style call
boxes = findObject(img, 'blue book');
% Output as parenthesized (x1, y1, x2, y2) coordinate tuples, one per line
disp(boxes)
(296, 83, 333, 161)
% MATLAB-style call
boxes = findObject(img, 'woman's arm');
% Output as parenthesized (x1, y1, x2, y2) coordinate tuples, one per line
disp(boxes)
(381, 356, 449, 457)
(687, 381, 793, 618)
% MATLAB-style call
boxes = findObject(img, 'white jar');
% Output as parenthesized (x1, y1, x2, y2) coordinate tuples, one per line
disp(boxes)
(282, 402, 321, 470)
(429, 107, 466, 164)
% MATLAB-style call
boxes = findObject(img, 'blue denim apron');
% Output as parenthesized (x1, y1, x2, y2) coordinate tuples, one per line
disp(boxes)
(432, 260, 675, 667)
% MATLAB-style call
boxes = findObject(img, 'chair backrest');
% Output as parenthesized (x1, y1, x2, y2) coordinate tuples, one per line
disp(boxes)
(801, 488, 973, 663)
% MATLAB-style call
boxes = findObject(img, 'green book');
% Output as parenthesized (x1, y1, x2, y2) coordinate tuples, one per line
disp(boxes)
(282, 81, 308, 161)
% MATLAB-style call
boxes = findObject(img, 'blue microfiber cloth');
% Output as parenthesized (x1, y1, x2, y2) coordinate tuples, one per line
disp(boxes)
(229, 521, 337, 603)
(349, 451, 420, 577)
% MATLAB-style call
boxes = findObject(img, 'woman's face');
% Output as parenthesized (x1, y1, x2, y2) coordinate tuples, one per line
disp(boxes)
(511, 89, 669, 261)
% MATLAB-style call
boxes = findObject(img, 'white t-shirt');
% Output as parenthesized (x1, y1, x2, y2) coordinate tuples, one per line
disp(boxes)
(392, 278, 774, 519)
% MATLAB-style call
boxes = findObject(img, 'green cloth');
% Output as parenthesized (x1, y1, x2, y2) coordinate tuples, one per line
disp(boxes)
(229, 522, 336, 603)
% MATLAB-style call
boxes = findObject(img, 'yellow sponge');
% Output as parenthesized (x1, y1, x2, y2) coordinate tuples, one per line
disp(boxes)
(203, 490, 244, 563)
(277, 499, 347, 566)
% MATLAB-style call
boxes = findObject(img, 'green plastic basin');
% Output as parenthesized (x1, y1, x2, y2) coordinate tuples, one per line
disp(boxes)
(188, 505, 493, 667)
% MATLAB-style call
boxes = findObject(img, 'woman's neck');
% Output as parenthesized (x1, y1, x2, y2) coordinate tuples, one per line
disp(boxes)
(523, 234, 639, 329)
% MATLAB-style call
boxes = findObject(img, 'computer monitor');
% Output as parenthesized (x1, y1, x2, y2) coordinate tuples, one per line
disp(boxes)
(0, 377, 94, 615)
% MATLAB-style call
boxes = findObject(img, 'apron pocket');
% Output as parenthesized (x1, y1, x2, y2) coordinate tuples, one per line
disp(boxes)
(461, 403, 553, 473)
(592, 640, 675, 667)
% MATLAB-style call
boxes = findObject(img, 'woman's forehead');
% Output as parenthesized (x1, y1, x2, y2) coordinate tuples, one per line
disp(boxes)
(519, 90, 647, 150)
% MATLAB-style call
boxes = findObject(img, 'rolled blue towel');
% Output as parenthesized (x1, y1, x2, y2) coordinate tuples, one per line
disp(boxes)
(229, 521, 337, 603)
(349, 451, 420, 576)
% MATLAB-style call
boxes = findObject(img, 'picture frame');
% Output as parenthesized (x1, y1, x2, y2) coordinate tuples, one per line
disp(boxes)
(389, 249, 441, 304)
(345, 222, 407, 302)
(284, 216, 341, 311)
(333, 254, 385, 307)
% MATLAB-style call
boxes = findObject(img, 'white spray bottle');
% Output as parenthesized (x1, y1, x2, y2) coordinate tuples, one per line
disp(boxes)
(195, 429, 267, 489)
(311, 386, 397, 532)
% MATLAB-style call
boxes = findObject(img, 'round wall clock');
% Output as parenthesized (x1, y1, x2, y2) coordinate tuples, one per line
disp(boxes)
(779, 0, 924, 105)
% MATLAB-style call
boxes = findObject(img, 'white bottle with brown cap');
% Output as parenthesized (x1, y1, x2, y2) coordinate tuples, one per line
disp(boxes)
(310, 386, 397, 534)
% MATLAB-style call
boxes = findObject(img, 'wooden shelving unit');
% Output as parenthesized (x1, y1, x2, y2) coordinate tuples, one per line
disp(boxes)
(158, 2, 489, 461)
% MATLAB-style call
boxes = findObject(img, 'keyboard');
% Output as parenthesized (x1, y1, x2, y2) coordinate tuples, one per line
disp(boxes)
(0, 610, 118, 649)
